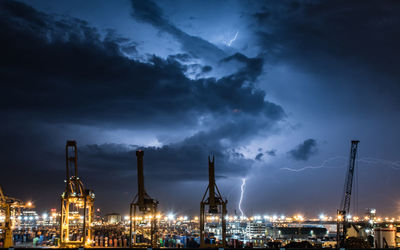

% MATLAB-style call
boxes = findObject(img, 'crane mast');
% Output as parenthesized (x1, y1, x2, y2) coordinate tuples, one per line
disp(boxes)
(337, 140, 359, 248)
(200, 156, 227, 248)
(129, 150, 158, 248)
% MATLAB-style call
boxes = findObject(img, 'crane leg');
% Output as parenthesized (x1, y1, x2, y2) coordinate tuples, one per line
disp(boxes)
(4, 204, 13, 248)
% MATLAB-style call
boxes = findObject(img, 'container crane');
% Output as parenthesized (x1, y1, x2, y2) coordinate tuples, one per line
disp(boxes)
(337, 140, 359, 248)
(129, 150, 159, 248)
(0, 186, 33, 248)
(60, 140, 95, 248)
(200, 156, 227, 248)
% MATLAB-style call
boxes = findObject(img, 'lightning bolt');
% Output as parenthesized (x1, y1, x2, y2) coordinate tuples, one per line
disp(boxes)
(226, 31, 239, 47)
(280, 156, 346, 172)
(280, 156, 400, 172)
(358, 157, 400, 170)
(239, 178, 246, 218)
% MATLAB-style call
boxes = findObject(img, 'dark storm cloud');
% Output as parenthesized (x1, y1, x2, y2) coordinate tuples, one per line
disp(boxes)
(219, 53, 264, 82)
(2, 0, 399, 215)
(288, 139, 318, 161)
(76, 114, 278, 180)
(252, 0, 400, 79)
(202, 65, 212, 73)
(0, 0, 283, 129)
(130, 0, 226, 61)
(0, 0, 285, 204)
(78, 139, 252, 181)
(169, 53, 192, 62)
(266, 149, 276, 157)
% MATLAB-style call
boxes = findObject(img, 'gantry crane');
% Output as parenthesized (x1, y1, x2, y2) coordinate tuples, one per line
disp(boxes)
(0, 186, 33, 248)
(337, 140, 360, 248)
(129, 150, 159, 248)
(200, 156, 227, 248)
(60, 140, 95, 248)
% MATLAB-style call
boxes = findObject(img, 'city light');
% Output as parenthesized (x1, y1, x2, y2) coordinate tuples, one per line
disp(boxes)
(167, 213, 174, 221)
(5, 206, 400, 249)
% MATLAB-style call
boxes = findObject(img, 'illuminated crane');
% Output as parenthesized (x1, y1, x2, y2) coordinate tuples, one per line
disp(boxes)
(129, 150, 159, 248)
(0, 186, 33, 248)
(200, 156, 227, 248)
(337, 140, 360, 248)
(60, 140, 95, 247)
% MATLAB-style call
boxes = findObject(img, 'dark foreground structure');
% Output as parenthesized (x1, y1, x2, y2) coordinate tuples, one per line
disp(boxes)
(1, 248, 390, 250)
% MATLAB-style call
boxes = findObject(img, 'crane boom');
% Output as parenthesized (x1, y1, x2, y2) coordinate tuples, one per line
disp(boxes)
(341, 140, 360, 213)
(337, 140, 359, 248)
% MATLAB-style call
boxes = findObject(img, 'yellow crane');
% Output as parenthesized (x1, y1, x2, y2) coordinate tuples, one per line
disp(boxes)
(60, 141, 95, 248)
(0, 185, 33, 248)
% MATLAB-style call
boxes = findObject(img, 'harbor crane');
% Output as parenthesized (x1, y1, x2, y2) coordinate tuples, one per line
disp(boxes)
(200, 156, 227, 248)
(129, 150, 159, 248)
(60, 140, 95, 248)
(0, 186, 33, 248)
(337, 140, 360, 248)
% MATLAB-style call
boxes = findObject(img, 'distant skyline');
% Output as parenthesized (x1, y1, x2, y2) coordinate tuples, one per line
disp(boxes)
(1, 0, 400, 216)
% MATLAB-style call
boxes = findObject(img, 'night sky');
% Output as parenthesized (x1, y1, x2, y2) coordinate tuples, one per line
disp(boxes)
(1, 0, 400, 217)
